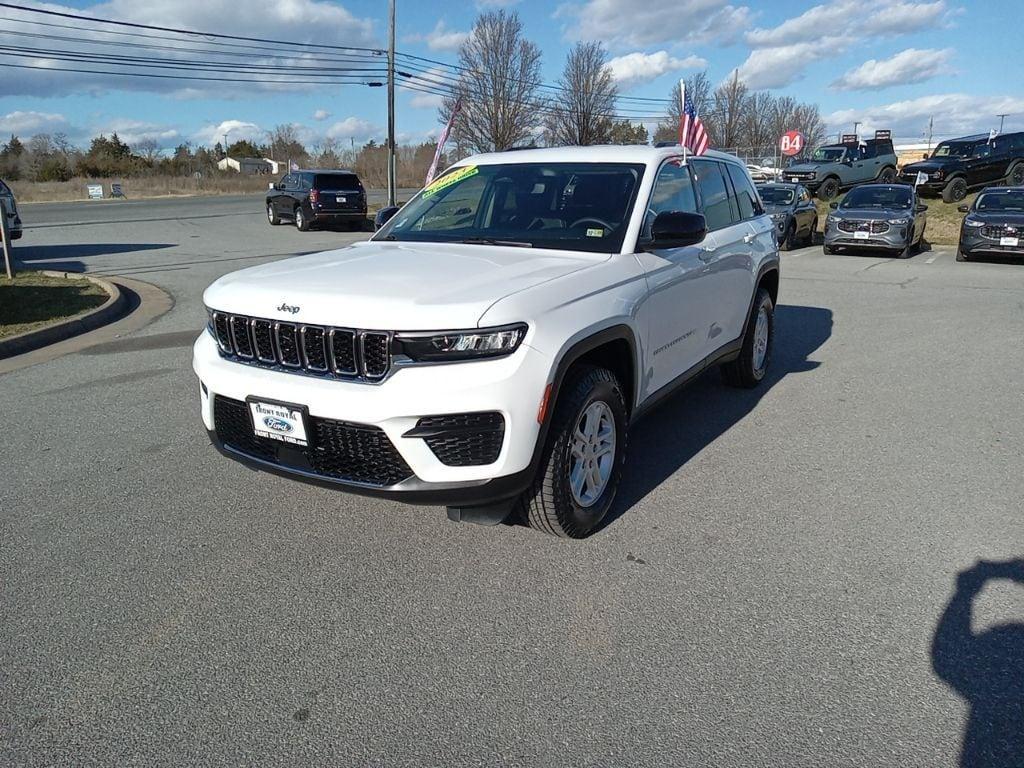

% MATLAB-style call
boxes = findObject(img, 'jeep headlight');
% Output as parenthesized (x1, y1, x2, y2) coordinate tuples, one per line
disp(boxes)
(930, 170, 944, 180)
(964, 217, 984, 228)
(395, 324, 527, 362)
(887, 218, 910, 226)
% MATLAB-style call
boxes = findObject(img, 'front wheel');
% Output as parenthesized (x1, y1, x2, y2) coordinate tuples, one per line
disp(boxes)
(721, 287, 774, 388)
(1007, 162, 1024, 186)
(780, 222, 796, 251)
(267, 203, 281, 226)
(824, 243, 837, 255)
(816, 177, 840, 200)
(804, 217, 818, 247)
(956, 249, 969, 262)
(878, 166, 897, 183)
(521, 365, 627, 538)
(941, 177, 968, 203)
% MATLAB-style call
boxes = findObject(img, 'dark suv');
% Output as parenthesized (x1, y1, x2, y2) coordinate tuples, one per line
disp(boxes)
(266, 169, 368, 231)
(900, 132, 1024, 203)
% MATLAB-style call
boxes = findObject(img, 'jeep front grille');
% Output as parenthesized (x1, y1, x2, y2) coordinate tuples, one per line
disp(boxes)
(981, 225, 1019, 240)
(210, 311, 391, 382)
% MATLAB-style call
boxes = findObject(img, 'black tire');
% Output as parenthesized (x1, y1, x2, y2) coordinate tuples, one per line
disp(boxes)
(266, 203, 281, 226)
(721, 287, 774, 389)
(294, 205, 311, 231)
(878, 166, 897, 183)
(896, 241, 913, 259)
(1007, 162, 1024, 187)
(941, 177, 968, 204)
(823, 243, 836, 255)
(780, 222, 796, 251)
(805, 217, 818, 246)
(521, 365, 627, 539)
(816, 177, 840, 200)
(956, 249, 968, 262)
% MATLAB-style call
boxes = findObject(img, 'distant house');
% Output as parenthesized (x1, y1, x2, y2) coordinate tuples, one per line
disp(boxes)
(217, 156, 274, 174)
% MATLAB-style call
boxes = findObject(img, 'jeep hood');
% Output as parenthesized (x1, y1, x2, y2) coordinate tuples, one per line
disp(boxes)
(785, 162, 823, 173)
(204, 240, 607, 330)
(833, 208, 909, 220)
(903, 159, 958, 173)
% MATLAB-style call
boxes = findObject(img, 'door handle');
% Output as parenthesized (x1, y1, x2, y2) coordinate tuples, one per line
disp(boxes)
(743, 233, 756, 244)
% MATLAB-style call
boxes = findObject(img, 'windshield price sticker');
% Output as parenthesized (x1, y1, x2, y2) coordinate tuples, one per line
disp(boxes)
(586, 228, 604, 237)
(423, 165, 478, 198)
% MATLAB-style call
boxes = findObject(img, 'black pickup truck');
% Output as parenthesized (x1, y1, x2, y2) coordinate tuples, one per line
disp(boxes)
(899, 132, 1024, 203)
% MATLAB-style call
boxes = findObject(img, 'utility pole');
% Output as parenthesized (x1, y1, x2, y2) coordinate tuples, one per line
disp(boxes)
(997, 113, 1008, 134)
(386, 0, 396, 207)
(222, 131, 229, 158)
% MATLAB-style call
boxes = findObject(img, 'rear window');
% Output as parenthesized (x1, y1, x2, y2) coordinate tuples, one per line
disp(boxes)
(314, 174, 361, 190)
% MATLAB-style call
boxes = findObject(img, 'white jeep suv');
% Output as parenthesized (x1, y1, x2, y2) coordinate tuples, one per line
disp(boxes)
(193, 146, 780, 538)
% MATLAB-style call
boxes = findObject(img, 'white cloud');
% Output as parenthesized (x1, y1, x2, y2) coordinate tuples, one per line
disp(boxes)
(401, 67, 449, 109)
(0, 110, 71, 136)
(826, 93, 1024, 139)
(325, 117, 380, 142)
(557, 0, 752, 47)
(746, 0, 948, 47)
(424, 20, 469, 52)
(831, 48, 953, 90)
(193, 120, 264, 146)
(312, 109, 332, 122)
(738, 0, 951, 89)
(607, 51, 706, 89)
(410, 93, 445, 109)
(98, 119, 179, 147)
(0, 0, 378, 98)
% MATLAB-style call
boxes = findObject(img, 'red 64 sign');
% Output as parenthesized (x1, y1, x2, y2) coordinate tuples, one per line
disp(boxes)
(780, 130, 805, 156)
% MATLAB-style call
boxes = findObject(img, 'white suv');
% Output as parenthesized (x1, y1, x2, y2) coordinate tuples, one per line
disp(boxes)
(193, 146, 780, 538)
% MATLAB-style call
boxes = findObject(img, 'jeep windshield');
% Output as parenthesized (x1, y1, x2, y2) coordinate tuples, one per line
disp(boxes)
(932, 142, 976, 158)
(976, 190, 1024, 211)
(375, 162, 645, 253)
(840, 186, 912, 209)
(810, 147, 846, 162)
(758, 187, 795, 205)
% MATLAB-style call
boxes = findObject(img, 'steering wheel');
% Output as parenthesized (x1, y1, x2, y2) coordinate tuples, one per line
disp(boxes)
(569, 217, 614, 231)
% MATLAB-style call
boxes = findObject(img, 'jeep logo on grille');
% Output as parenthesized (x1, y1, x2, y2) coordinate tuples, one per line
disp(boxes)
(277, 303, 300, 314)
(263, 416, 293, 433)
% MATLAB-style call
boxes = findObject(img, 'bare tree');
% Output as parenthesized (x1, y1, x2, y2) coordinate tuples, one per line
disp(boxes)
(741, 91, 776, 152)
(442, 11, 543, 152)
(133, 138, 160, 163)
(791, 103, 826, 149)
(712, 70, 748, 149)
(543, 42, 617, 146)
(266, 124, 308, 163)
(653, 70, 713, 144)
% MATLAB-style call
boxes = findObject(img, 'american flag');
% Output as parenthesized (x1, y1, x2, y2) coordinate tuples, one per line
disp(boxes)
(679, 81, 710, 156)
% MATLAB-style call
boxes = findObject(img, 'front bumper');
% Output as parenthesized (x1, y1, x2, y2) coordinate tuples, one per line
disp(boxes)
(192, 331, 549, 506)
(959, 230, 1024, 258)
(825, 223, 910, 251)
(783, 175, 818, 189)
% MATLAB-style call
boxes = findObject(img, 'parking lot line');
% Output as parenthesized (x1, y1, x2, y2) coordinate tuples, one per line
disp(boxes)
(924, 254, 939, 264)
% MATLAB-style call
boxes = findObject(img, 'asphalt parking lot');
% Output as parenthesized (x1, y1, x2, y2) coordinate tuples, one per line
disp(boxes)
(2, 195, 1023, 767)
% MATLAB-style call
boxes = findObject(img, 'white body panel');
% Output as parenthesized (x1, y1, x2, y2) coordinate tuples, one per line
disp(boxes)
(193, 145, 779, 495)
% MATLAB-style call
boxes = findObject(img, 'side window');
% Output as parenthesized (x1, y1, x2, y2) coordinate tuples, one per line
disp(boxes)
(644, 160, 698, 235)
(692, 160, 737, 231)
(725, 163, 759, 220)
(281, 174, 294, 190)
(860, 143, 876, 160)
(1010, 135, 1024, 153)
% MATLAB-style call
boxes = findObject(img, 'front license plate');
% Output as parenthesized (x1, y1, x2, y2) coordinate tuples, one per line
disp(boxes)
(1000, 236, 1019, 247)
(854, 230, 870, 240)
(787, 176, 799, 182)
(249, 400, 309, 446)
(336, 195, 347, 203)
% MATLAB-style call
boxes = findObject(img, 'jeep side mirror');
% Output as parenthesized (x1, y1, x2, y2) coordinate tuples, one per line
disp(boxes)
(829, 201, 839, 210)
(374, 205, 400, 230)
(644, 211, 707, 250)
(957, 204, 969, 213)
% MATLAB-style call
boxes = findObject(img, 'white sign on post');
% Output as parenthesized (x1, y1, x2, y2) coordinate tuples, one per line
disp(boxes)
(87, 184, 103, 200)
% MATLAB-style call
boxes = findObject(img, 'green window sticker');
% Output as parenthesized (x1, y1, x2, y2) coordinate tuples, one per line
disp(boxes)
(423, 165, 479, 198)
(586, 227, 604, 238)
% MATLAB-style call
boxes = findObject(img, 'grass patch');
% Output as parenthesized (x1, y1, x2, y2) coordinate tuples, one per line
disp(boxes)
(0, 272, 109, 338)
(813, 192, 976, 246)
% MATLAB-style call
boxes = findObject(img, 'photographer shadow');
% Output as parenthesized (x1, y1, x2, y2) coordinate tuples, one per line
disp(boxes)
(932, 560, 1024, 768)
(604, 304, 832, 526)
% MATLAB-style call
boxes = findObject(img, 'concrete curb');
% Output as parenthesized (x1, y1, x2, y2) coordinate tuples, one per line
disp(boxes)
(0, 271, 127, 360)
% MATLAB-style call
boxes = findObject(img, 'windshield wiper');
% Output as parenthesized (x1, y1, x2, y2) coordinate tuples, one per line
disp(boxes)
(458, 237, 533, 248)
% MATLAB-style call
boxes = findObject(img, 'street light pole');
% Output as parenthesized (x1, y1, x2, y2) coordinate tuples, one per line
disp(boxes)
(997, 113, 1008, 134)
(386, 0, 396, 207)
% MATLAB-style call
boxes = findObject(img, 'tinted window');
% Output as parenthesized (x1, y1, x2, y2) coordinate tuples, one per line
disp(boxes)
(933, 142, 974, 158)
(811, 146, 846, 162)
(377, 162, 646, 254)
(860, 143, 876, 160)
(758, 186, 795, 205)
(314, 173, 361, 190)
(644, 160, 697, 236)
(840, 186, 913, 209)
(975, 190, 1024, 211)
(281, 174, 295, 189)
(726, 163, 759, 219)
(692, 160, 735, 230)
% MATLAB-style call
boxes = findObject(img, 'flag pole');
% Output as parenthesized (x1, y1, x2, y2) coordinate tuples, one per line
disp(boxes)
(679, 78, 688, 165)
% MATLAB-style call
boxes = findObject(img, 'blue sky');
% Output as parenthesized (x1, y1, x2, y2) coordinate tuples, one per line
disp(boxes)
(0, 0, 1021, 151)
